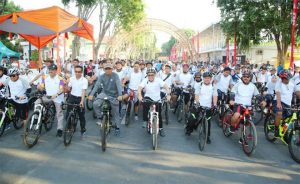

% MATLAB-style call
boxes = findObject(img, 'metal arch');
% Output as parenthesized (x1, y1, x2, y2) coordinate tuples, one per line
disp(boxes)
(106, 18, 195, 59)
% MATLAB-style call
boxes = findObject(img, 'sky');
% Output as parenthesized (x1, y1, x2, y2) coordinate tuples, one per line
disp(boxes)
(12, 0, 220, 47)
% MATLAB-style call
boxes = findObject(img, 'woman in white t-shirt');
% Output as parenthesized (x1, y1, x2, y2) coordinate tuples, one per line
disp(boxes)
(138, 68, 170, 137)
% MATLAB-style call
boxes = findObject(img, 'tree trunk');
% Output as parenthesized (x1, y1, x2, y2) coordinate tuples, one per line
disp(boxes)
(71, 36, 80, 60)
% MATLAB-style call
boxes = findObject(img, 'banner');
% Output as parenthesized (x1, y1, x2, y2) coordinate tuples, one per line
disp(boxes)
(197, 32, 200, 53)
(290, 0, 298, 71)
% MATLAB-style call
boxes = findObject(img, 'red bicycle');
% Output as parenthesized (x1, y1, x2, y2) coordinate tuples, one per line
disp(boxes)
(222, 104, 258, 156)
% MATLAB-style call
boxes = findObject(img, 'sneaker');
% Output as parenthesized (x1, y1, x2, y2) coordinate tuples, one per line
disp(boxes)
(134, 115, 138, 121)
(96, 121, 102, 126)
(56, 129, 63, 137)
(274, 126, 280, 138)
(81, 128, 86, 137)
(142, 121, 147, 128)
(81, 131, 86, 138)
(4, 124, 11, 131)
(115, 127, 120, 136)
(229, 126, 236, 133)
(207, 137, 211, 144)
(159, 128, 166, 137)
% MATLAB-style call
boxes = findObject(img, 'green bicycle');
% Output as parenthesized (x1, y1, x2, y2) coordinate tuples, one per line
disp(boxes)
(264, 106, 300, 163)
(0, 96, 22, 136)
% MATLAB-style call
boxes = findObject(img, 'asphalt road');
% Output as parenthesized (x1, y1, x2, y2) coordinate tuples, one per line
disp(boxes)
(0, 108, 300, 184)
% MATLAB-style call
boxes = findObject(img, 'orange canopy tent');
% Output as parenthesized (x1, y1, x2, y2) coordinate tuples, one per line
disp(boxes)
(0, 6, 94, 71)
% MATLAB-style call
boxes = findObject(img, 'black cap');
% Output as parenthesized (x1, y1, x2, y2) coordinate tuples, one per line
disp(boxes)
(48, 64, 58, 70)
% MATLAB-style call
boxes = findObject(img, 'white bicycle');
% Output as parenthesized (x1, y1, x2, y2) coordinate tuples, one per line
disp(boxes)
(144, 98, 161, 150)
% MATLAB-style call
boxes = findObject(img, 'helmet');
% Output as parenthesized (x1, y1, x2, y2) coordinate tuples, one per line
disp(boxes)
(194, 72, 201, 78)
(279, 69, 292, 80)
(242, 69, 252, 77)
(48, 64, 58, 70)
(8, 67, 19, 76)
(165, 63, 172, 68)
(146, 68, 156, 74)
(202, 72, 212, 78)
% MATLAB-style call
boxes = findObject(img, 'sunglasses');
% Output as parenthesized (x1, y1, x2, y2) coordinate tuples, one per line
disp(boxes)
(10, 74, 17, 78)
(243, 76, 251, 78)
(147, 74, 155, 77)
(105, 68, 112, 70)
(75, 70, 82, 73)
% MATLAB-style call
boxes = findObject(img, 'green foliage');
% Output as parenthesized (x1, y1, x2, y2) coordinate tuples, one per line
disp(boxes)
(161, 37, 176, 56)
(0, 1, 23, 53)
(31, 50, 39, 62)
(217, 0, 299, 64)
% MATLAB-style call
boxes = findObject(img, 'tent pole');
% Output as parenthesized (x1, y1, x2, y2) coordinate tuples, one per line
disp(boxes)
(93, 41, 95, 62)
(56, 33, 61, 74)
(38, 48, 41, 71)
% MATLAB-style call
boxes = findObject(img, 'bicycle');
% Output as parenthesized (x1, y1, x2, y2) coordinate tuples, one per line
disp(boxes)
(61, 102, 82, 147)
(174, 87, 192, 123)
(124, 89, 135, 126)
(222, 104, 258, 156)
(23, 93, 56, 148)
(99, 97, 118, 152)
(264, 106, 300, 163)
(161, 93, 169, 125)
(144, 98, 161, 150)
(0, 96, 22, 136)
(216, 89, 229, 127)
(86, 83, 100, 111)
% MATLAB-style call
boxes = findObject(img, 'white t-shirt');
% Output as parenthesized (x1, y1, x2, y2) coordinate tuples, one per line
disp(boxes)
(216, 73, 233, 93)
(257, 72, 268, 83)
(275, 80, 296, 106)
(128, 71, 143, 90)
(293, 73, 300, 92)
(232, 82, 259, 106)
(160, 72, 172, 87)
(195, 82, 218, 108)
(115, 69, 126, 82)
(43, 75, 64, 103)
(68, 76, 88, 97)
(176, 72, 193, 89)
(5, 77, 30, 104)
(139, 78, 165, 101)
(266, 75, 278, 95)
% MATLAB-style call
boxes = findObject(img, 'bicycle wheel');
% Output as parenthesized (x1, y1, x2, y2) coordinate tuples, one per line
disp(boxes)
(24, 112, 42, 148)
(12, 117, 22, 130)
(288, 125, 300, 163)
(198, 116, 208, 151)
(253, 109, 263, 125)
(241, 120, 257, 156)
(44, 105, 55, 132)
(222, 109, 233, 137)
(0, 114, 6, 137)
(264, 114, 276, 142)
(86, 98, 94, 111)
(152, 115, 158, 150)
(164, 102, 169, 125)
(101, 114, 108, 152)
(177, 102, 184, 123)
(64, 113, 75, 146)
(125, 101, 131, 126)
(217, 104, 225, 127)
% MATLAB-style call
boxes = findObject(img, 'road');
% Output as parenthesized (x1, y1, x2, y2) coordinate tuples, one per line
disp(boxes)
(0, 108, 300, 184)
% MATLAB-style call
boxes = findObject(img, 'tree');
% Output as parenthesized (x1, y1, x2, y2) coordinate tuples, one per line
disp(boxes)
(161, 37, 176, 56)
(0, 1, 23, 53)
(63, 0, 144, 60)
(217, 0, 300, 65)
(62, 0, 98, 59)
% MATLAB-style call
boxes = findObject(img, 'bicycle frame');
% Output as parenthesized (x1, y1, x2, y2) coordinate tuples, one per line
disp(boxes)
(279, 111, 298, 145)
(31, 103, 44, 130)
(149, 104, 159, 135)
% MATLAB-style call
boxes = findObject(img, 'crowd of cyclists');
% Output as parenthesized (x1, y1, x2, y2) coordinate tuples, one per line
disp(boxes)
(0, 58, 300, 157)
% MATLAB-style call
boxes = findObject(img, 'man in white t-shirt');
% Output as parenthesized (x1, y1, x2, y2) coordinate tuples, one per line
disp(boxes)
(189, 72, 217, 144)
(123, 62, 143, 120)
(3, 68, 31, 126)
(29, 59, 54, 86)
(138, 68, 170, 137)
(66, 65, 88, 136)
(229, 70, 259, 134)
(273, 70, 297, 137)
(173, 63, 193, 111)
(159, 63, 172, 95)
(36, 64, 65, 137)
(214, 67, 233, 103)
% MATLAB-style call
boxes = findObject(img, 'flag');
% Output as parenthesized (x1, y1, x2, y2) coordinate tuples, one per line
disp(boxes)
(290, 0, 298, 71)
